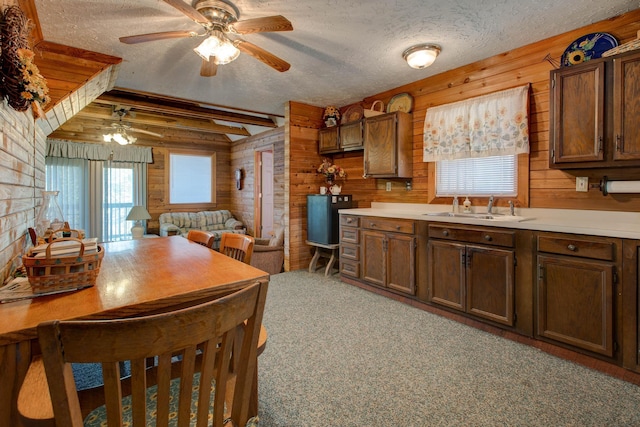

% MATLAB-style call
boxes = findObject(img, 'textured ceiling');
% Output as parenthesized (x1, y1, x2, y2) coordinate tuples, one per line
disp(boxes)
(34, 0, 639, 118)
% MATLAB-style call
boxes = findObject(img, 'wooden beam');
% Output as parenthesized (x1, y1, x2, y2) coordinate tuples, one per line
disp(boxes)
(96, 90, 279, 128)
(76, 104, 251, 136)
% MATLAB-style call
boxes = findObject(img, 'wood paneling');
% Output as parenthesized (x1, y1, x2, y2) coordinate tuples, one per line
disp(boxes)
(286, 102, 325, 271)
(0, 82, 47, 287)
(146, 145, 234, 234)
(230, 127, 285, 238)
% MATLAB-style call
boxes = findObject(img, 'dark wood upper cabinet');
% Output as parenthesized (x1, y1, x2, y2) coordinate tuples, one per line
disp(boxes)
(318, 120, 363, 154)
(550, 50, 640, 168)
(319, 126, 340, 154)
(550, 60, 605, 165)
(613, 51, 640, 160)
(363, 111, 413, 178)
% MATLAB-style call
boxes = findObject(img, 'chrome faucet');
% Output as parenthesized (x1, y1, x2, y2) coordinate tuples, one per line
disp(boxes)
(508, 200, 515, 216)
(487, 195, 494, 214)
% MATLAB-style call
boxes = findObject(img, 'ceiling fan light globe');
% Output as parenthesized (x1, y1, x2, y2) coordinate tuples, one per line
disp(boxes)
(214, 41, 240, 64)
(103, 134, 113, 142)
(113, 133, 130, 145)
(403, 44, 441, 69)
(194, 35, 222, 61)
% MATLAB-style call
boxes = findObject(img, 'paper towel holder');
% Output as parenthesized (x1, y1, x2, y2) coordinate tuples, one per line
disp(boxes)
(600, 176, 610, 196)
(599, 176, 640, 196)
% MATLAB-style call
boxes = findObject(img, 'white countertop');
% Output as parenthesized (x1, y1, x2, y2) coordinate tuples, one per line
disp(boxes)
(340, 202, 640, 240)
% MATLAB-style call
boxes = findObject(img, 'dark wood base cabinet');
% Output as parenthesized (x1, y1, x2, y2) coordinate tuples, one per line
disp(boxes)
(339, 213, 640, 379)
(428, 224, 516, 327)
(536, 233, 621, 360)
(339, 214, 426, 298)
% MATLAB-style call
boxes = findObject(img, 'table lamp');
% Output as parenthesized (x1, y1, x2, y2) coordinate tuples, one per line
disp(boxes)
(126, 206, 151, 239)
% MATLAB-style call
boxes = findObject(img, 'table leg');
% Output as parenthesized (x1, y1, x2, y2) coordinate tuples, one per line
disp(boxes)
(308, 247, 321, 273)
(324, 248, 337, 276)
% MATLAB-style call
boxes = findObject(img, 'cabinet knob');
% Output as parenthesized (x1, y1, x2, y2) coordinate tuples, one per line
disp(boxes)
(396, 225, 401, 230)
(346, 218, 352, 223)
(371, 223, 376, 227)
(442, 230, 449, 236)
(484, 234, 492, 242)
(567, 244, 577, 251)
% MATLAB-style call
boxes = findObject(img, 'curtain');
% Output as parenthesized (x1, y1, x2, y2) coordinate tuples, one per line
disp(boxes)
(47, 139, 153, 163)
(423, 85, 530, 162)
(45, 157, 90, 233)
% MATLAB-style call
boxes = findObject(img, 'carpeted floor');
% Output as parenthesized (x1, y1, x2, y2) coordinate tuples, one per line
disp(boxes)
(257, 270, 640, 426)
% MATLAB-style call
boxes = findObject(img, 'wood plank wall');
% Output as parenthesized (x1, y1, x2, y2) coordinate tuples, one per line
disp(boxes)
(286, 102, 326, 271)
(285, 9, 640, 271)
(146, 145, 233, 234)
(0, 1, 48, 284)
(229, 127, 285, 237)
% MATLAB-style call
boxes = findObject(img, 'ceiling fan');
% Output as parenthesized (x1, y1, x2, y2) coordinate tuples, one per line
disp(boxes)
(102, 108, 163, 145)
(119, 0, 293, 77)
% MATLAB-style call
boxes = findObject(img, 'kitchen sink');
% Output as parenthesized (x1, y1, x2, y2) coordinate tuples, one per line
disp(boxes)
(424, 212, 532, 222)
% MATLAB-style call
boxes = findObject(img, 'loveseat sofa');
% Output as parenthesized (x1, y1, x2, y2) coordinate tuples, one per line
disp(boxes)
(159, 210, 245, 249)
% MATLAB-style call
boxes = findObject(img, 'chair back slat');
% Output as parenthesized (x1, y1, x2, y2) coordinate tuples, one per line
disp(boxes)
(35, 280, 268, 427)
(220, 233, 255, 264)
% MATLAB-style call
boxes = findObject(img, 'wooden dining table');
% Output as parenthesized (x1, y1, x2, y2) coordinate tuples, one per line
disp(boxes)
(0, 235, 269, 426)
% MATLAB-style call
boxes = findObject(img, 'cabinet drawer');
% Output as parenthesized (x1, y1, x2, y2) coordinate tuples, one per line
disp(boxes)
(340, 215, 360, 227)
(362, 217, 415, 234)
(340, 227, 359, 244)
(428, 224, 515, 248)
(537, 235, 615, 261)
(340, 260, 360, 278)
(340, 243, 360, 261)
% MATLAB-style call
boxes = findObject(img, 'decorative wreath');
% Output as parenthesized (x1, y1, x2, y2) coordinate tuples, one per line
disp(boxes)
(1, 6, 33, 111)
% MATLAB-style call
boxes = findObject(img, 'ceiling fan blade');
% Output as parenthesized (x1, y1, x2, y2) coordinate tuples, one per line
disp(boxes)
(230, 15, 293, 35)
(162, 0, 210, 24)
(200, 57, 218, 77)
(130, 128, 164, 138)
(119, 31, 198, 44)
(235, 40, 290, 72)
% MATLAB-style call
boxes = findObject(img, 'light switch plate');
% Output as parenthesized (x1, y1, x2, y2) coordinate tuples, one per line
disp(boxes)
(386, 181, 392, 191)
(576, 177, 588, 192)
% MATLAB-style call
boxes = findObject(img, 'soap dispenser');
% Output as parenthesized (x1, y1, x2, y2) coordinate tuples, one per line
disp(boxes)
(463, 197, 472, 213)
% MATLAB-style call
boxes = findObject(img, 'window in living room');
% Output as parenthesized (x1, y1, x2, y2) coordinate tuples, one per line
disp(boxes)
(167, 150, 216, 205)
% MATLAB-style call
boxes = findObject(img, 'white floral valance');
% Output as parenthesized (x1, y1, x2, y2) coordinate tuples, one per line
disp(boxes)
(423, 84, 530, 162)
(47, 139, 153, 163)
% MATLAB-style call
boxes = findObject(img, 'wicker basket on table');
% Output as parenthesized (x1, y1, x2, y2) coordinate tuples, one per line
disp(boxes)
(23, 238, 105, 294)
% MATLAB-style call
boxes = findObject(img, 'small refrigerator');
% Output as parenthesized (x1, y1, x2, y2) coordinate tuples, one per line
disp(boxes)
(307, 194, 353, 245)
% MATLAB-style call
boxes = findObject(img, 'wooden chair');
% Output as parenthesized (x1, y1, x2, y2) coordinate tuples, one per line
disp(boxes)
(187, 229, 215, 248)
(18, 281, 268, 427)
(220, 233, 255, 265)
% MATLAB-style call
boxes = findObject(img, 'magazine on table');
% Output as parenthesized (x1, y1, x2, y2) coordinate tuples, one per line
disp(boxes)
(29, 237, 99, 258)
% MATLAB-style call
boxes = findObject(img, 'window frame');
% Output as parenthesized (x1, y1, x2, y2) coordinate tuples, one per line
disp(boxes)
(427, 153, 529, 208)
(165, 149, 217, 209)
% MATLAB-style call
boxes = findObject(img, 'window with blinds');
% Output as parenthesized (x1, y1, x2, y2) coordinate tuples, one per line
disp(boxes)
(436, 154, 517, 197)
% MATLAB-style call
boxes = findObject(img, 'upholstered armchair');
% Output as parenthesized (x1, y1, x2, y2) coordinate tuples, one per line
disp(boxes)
(250, 221, 284, 275)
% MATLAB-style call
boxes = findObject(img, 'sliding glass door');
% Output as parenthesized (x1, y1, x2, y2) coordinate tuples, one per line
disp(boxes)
(46, 158, 146, 242)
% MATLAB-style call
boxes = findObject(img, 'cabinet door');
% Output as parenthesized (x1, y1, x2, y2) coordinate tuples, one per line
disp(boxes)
(428, 240, 466, 311)
(364, 114, 397, 176)
(362, 230, 386, 287)
(340, 120, 363, 151)
(387, 234, 416, 295)
(536, 254, 614, 357)
(466, 245, 515, 326)
(319, 127, 339, 154)
(613, 51, 640, 161)
(550, 61, 605, 165)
